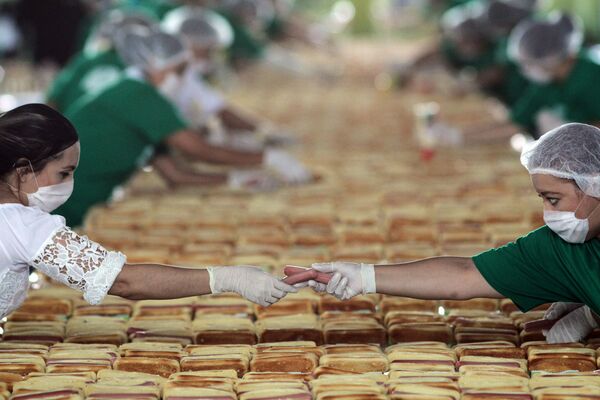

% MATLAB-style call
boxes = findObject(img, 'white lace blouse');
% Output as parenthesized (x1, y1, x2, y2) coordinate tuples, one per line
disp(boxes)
(0, 204, 126, 318)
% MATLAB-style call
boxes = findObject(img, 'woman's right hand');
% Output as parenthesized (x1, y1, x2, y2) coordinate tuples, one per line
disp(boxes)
(207, 266, 297, 307)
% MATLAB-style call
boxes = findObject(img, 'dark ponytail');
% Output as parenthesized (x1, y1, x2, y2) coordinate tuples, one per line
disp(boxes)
(0, 104, 78, 178)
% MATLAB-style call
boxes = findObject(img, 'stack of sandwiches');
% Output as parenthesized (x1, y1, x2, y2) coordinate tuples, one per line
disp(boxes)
(385, 311, 452, 345)
(180, 345, 253, 377)
(72, 296, 133, 319)
(321, 311, 386, 346)
(86, 368, 165, 400)
(45, 343, 119, 373)
(255, 314, 322, 344)
(250, 342, 321, 373)
(1, 320, 65, 346)
(65, 316, 127, 346)
(132, 299, 196, 322)
(10, 374, 89, 400)
(118, 342, 184, 360)
(312, 376, 386, 400)
(386, 343, 456, 374)
(127, 319, 193, 345)
(193, 316, 256, 345)
(452, 316, 520, 345)
(527, 345, 597, 373)
(194, 296, 253, 319)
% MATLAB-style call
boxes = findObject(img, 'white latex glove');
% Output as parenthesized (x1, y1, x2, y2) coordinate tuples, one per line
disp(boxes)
(545, 305, 599, 343)
(541, 302, 582, 336)
(311, 262, 376, 300)
(206, 266, 297, 307)
(543, 302, 584, 321)
(227, 170, 279, 192)
(264, 149, 312, 184)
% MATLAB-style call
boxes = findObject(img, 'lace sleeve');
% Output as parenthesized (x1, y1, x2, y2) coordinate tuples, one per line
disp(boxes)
(31, 227, 127, 305)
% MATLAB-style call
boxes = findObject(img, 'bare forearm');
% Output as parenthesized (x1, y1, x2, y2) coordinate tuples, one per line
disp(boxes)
(152, 157, 227, 187)
(169, 131, 263, 166)
(109, 264, 211, 300)
(374, 257, 502, 300)
(218, 107, 257, 132)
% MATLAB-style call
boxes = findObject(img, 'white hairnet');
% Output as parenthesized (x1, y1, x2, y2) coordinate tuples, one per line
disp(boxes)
(222, 0, 275, 23)
(116, 29, 190, 72)
(508, 12, 583, 65)
(162, 6, 233, 49)
(91, 9, 157, 47)
(441, 2, 487, 43)
(521, 123, 600, 197)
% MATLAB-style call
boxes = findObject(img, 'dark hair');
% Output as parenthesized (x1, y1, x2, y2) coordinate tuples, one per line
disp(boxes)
(0, 104, 78, 178)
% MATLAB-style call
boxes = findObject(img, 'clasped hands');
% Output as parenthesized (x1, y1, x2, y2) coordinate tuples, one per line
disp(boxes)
(207, 262, 372, 308)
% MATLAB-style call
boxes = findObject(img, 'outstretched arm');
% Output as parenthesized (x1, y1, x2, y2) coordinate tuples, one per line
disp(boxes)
(310, 257, 502, 300)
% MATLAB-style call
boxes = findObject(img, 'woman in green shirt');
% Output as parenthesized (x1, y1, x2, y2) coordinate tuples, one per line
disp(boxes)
(46, 10, 157, 113)
(56, 30, 311, 227)
(466, 13, 600, 140)
(303, 123, 600, 344)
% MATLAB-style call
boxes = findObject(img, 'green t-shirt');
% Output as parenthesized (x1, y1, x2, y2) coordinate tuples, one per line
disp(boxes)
(56, 77, 186, 227)
(488, 38, 531, 105)
(220, 11, 265, 63)
(473, 226, 600, 315)
(440, 38, 496, 72)
(46, 49, 124, 113)
(510, 49, 600, 133)
(117, 0, 176, 19)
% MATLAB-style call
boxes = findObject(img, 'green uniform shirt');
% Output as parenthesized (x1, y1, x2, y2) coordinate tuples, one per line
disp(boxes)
(473, 226, 600, 315)
(56, 77, 186, 227)
(510, 50, 600, 133)
(441, 38, 496, 72)
(46, 49, 124, 113)
(220, 11, 265, 62)
(490, 38, 531, 105)
(118, 0, 176, 19)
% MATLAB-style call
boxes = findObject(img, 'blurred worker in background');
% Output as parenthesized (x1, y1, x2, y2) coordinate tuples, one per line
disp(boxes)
(161, 5, 296, 150)
(55, 29, 312, 227)
(46, 9, 158, 113)
(461, 12, 600, 140)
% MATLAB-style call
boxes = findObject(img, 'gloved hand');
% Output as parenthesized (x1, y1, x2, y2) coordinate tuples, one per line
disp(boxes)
(228, 170, 279, 192)
(543, 302, 584, 321)
(264, 149, 312, 184)
(545, 304, 599, 343)
(206, 266, 297, 307)
(311, 262, 376, 300)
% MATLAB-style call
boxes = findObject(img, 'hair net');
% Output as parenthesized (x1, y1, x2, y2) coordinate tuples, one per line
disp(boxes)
(116, 29, 190, 72)
(91, 9, 158, 48)
(162, 6, 233, 49)
(508, 12, 583, 65)
(441, 3, 487, 43)
(483, 0, 533, 37)
(521, 123, 600, 197)
(222, 0, 275, 24)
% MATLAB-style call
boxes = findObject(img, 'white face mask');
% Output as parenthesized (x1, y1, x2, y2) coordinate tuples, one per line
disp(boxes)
(544, 200, 600, 243)
(158, 72, 181, 99)
(27, 180, 74, 213)
(544, 209, 590, 243)
(522, 65, 553, 84)
(8, 161, 74, 213)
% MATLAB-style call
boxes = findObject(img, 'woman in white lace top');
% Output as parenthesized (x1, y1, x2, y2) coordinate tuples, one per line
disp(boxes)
(0, 104, 296, 318)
